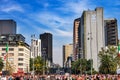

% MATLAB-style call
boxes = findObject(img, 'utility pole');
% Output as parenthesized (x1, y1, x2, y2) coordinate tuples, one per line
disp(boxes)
(79, 48, 82, 75)
(31, 34, 35, 78)
(42, 48, 46, 75)
(5, 42, 9, 72)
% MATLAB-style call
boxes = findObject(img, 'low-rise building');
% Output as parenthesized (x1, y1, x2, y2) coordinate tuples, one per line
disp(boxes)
(0, 34, 30, 73)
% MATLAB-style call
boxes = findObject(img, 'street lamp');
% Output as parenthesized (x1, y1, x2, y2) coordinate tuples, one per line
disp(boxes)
(78, 47, 83, 75)
(88, 32, 93, 75)
(42, 48, 46, 75)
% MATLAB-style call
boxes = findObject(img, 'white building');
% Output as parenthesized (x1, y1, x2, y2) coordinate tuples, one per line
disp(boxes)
(0, 43, 30, 73)
(79, 7, 105, 71)
(31, 39, 41, 58)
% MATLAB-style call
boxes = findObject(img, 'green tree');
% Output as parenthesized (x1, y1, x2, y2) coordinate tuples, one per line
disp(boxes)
(30, 56, 45, 74)
(98, 46, 119, 74)
(71, 61, 77, 74)
(30, 58, 33, 71)
(71, 59, 87, 74)
(0, 58, 4, 71)
(71, 58, 96, 74)
(86, 59, 93, 74)
(79, 59, 87, 74)
(34, 56, 44, 74)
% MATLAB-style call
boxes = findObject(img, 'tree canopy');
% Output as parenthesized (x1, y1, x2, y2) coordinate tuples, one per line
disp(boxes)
(30, 56, 45, 74)
(98, 46, 120, 74)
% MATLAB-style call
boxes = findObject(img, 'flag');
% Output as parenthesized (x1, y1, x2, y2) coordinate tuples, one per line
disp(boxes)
(4, 54, 7, 60)
(6, 43, 8, 53)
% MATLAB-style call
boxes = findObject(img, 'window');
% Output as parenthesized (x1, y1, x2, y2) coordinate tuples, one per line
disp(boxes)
(2, 48, 6, 51)
(9, 53, 14, 56)
(18, 53, 24, 56)
(2, 53, 5, 56)
(18, 63, 23, 66)
(36, 41, 38, 45)
(19, 48, 24, 51)
(9, 48, 14, 51)
(8, 58, 14, 61)
(18, 68, 23, 70)
(18, 58, 23, 61)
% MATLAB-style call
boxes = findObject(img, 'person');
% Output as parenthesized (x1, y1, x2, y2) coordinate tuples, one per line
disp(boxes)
(1, 75, 7, 80)
(116, 69, 120, 80)
(15, 76, 20, 80)
(8, 75, 13, 80)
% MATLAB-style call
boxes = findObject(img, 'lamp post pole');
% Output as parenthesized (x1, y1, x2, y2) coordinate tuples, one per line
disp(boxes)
(88, 32, 92, 75)
(79, 48, 82, 75)
(31, 34, 35, 78)
(5, 42, 9, 72)
(43, 48, 46, 75)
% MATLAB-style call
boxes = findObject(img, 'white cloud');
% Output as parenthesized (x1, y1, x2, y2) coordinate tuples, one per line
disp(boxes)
(1, 5, 23, 12)
(65, 0, 88, 13)
(112, 0, 120, 6)
(53, 28, 72, 37)
(27, 11, 73, 37)
(37, 12, 71, 28)
(56, 0, 95, 16)
(0, 0, 24, 13)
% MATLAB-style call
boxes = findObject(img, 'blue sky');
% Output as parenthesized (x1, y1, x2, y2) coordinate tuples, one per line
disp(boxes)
(0, 0, 120, 66)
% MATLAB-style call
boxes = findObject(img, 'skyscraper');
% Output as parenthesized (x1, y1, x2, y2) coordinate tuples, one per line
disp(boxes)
(78, 7, 105, 71)
(104, 18, 118, 46)
(40, 33, 53, 63)
(73, 18, 80, 61)
(63, 44, 73, 67)
(0, 19, 16, 34)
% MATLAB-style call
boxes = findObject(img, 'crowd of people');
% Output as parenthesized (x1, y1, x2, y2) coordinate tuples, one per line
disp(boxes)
(55, 74, 120, 80)
(0, 74, 120, 80)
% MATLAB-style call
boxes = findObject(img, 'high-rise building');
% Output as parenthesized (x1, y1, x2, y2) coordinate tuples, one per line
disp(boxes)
(73, 18, 80, 61)
(0, 34, 30, 73)
(31, 38, 41, 58)
(40, 33, 53, 63)
(78, 7, 105, 71)
(63, 44, 73, 67)
(0, 20, 16, 34)
(104, 18, 118, 46)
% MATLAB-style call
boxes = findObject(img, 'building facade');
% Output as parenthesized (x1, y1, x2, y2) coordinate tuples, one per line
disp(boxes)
(0, 20, 16, 35)
(104, 18, 118, 46)
(73, 18, 81, 61)
(79, 7, 105, 71)
(31, 39, 41, 58)
(40, 33, 53, 63)
(0, 34, 30, 73)
(63, 44, 73, 67)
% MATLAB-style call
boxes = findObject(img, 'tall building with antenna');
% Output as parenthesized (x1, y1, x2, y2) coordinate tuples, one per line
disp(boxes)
(78, 7, 105, 71)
